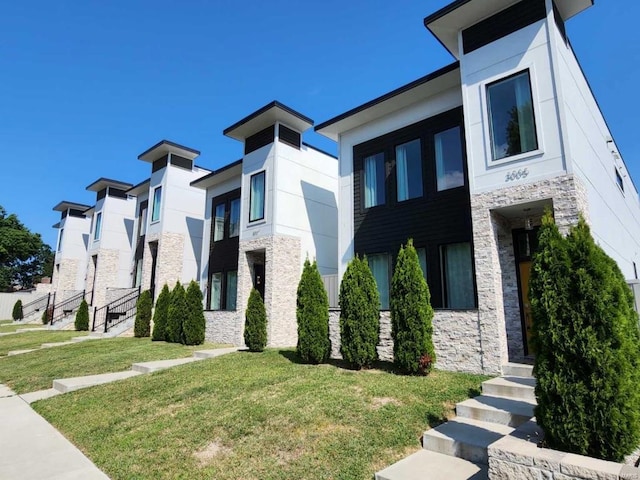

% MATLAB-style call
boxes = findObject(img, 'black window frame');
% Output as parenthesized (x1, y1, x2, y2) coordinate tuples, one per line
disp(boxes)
(615, 168, 624, 192)
(208, 268, 238, 311)
(439, 241, 477, 310)
(249, 171, 266, 223)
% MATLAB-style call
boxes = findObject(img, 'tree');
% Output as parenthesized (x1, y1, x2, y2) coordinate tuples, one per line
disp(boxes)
(166, 281, 186, 344)
(74, 299, 89, 331)
(0, 206, 52, 291)
(151, 284, 170, 341)
(390, 239, 436, 374)
(134, 290, 153, 338)
(244, 288, 267, 352)
(339, 256, 380, 369)
(12, 300, 23, 321)
(183, 281, 206, 345)
(531, 212, 640, 462)
(296, 258, 330, 364)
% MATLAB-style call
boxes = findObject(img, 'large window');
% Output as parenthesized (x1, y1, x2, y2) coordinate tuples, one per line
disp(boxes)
(225, 271, 237, 310)
(249, 171, 265, 222)
(209, 273, 222, 310)
(213, 203, 226, 242)
(229, 198, 240, 237)
(367, 254, 390, 309)
(364, 152, 385, 208)
(139, 206, 147, 236)
(396, 139, 423, 202)
(417, 247, 427, 282)
(209, 270, 237, 311)
(94, 212, 102, 241)
(435, 127, 465, 191)
(441, 242, 475, 309)
(57, 228, 64, 252)
(151, 187, 162, 223)
(487, 70, 538, 160)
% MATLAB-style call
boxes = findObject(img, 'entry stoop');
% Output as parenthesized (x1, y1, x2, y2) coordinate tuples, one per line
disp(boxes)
(375, 450, 487, 480)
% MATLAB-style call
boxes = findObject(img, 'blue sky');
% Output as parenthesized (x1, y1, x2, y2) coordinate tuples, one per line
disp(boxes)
(2, 1, 639, 248)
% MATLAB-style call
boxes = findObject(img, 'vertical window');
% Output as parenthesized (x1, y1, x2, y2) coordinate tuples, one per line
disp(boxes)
(226, 271, 238, 310)
(214, 203, 226, 241)
(57, 229, 64, 252)
(139, 207, 147, 236)
(416, 247, 428, 282)
(441, 242, 475, 309)
(487, 70, 538, 160)
(396, 139, 423, 201)
(210, 273, 222, 310)
(367, 254, 390, 309)
(134, 260, 143, 288)
(364, 152, 385, 208)
(94, 212, 102, 240)
(435, 127, 465, 191)
(151, 187, 162, 222)
(616, 168, 624, 192)
(229, 198, 240, 238)
(249, 171, 265, 222)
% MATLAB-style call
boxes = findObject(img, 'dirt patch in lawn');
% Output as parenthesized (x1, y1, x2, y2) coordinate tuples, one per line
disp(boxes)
(194, 440, 231, 466)
(370, 397, 402, 410)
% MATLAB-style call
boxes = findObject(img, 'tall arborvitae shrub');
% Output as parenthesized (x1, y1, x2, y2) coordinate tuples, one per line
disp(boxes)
(296, 259, 330, 364)
(74, 299, 89, 331)
(12, 300, 23, 320)
(151, 284, 170, 341)
(184, 280, 206, 345)
(390, 239, 436, 374)
(244, 288, 267, 352)
(166, 281, 186, 344)
(41, 306, 52, 324)
(531, 212, 640, 462)
(339, 256, 380, 369)
(134, 290, 152, 338)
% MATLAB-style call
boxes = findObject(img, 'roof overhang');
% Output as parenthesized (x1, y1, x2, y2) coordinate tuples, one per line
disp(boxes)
(86, 178, 133, 192)
(52, 222, 61, 229)
(126, 178, 151, 197)
(223, 101, 313, 142)
(83, 206, 96, 215)
(424, 0, 593, 58)
(190, 159, 243, 189)
(315, 62, 460, 141)
(138, 140, 200, 163)
(52, 201, 92, 212)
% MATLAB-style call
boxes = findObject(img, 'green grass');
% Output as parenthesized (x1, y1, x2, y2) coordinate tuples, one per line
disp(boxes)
(0, 323, 45, 333)
(0, 319, 13, 325)
(0, 338, 229, 393)
(34, 350, 488, 480)
(0, 330, 86, 356)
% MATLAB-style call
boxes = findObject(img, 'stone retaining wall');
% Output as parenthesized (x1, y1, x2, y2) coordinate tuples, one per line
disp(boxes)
(204, 311, 241, 346)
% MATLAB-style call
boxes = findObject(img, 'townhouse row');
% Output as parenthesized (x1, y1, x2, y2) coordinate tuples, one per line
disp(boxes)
(50, 0, 640, 375)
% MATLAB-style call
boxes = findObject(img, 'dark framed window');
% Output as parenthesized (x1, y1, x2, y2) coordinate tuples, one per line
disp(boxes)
(213, 203, 226, 242)
(151, 187, 162, 222)
(396, 139, 423, 202)
(367, 254, 390, 309)
(440, 242, 475, 309)
(435, 126, 465, 191)
(616, 168, 624, 192)
(209, 270, 237, 311)
(363, 152, 386, 208)
(94, 212, 102, 240)
(229, 198, 240, 238)
(249, 171, 265, 222)
(487, 70, 538, 160)
(57, 228, 64, 252)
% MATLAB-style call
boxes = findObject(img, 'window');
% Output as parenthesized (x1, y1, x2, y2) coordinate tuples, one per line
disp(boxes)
(487, 70, 538, 160)
(214, 203, 226, 241)
(364, 152, 385, 208)
(134, 260, 143, 288)
(396, 139, 423, 201)
(225, 271, 237, 310)
(229, 199, 240, 237)
(616, 168, 624, 192)
(209, 271, 237, 311)
(151, 187, 162, 223)
(367, 254, 390, 309)
(94, 212, 102, 240)
(139, 206, 147, 236)
(57, 229, 64, 252)
(249, 171, 265, 222)
(416, 247, 428, 282)
(210, 273, 222, 310)
(441, 243, 475, 309)
(435, 127, 465, 191)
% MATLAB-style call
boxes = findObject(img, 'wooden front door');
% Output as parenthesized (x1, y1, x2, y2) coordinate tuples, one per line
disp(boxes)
(513, 228, 539, 356)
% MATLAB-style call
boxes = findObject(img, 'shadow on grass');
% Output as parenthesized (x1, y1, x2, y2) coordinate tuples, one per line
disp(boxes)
(277, 349, 405, 374)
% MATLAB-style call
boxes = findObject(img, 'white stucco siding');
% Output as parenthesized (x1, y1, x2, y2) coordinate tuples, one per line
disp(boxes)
(240, 144, 275, 241)
(54, 215, 91, 291)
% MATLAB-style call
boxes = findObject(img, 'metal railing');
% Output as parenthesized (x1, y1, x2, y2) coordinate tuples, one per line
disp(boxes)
(21, 293, 54, 320)
(92, 287, 141, 333)
(50, 290, 85, 325)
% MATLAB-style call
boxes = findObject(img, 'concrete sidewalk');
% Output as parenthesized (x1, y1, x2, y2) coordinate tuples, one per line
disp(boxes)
(0, 385, 109, 480)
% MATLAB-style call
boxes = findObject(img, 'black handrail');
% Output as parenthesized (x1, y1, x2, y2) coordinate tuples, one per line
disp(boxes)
(50, 290, 85, 325)
(21, 293, 55, 319)
(92, 287, 141, 333)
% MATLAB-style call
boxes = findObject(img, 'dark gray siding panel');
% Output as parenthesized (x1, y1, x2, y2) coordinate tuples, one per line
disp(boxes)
(245, 125, 275, 155)
(170, 154, 193, 171)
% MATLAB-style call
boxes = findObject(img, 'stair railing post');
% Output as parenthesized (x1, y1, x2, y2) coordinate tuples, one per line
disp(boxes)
(92, 307, 97, 332)
(104, 305, 110, 333)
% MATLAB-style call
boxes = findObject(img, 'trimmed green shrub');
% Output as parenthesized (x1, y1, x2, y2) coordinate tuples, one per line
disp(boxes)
(74, 299, 89, 331)
(531, 212, 640, 462)
(244, 288, 267, 352)
(390, 239, 436, 374)
(166, 281, 186, 344)
(12, 300, 23, 320)
(134, 290, 153, 338)
(183, 280, 206, 345)
(151, 284, 170, 341)
(339, 255, 380, 369)
(296, 258, 330, 364)
(41, 306, 53, 324)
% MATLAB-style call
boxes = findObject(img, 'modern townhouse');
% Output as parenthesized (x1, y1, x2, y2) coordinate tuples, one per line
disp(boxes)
(316, 0, 640, 375)
(192, 101, 339, 347)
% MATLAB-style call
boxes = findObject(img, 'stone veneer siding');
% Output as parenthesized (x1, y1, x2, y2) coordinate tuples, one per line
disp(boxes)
(141, 232, 187, 300)
(86, 248, 120, 309)
(204, 311, 240, 346)
(53, 258, 80, 300)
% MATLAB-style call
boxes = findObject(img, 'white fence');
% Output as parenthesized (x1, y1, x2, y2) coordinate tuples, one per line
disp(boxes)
(0, 291, 40, 320)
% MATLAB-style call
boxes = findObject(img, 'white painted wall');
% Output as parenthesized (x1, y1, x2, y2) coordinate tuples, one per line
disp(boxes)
(240, 143, 276, 241)
(55, 214, 91, 290)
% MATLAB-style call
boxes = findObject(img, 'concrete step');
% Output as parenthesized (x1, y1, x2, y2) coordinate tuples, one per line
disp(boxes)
(53, 370, 142, 393)
(193, 347, 240, 359)
(422, 417, 514, 464)
(502, 363, 533, 377)
(456, 395, 535, 427)
(20, 388, 62, 404)
(481, 376, 536, 402)
(131, 357, 202, 374)
(375, 450, 487, 480)
(7, 349, 38, 356)
(71, 336, 100, 342)
(41, 341, 76, 348)
(15, 328, 45, 333)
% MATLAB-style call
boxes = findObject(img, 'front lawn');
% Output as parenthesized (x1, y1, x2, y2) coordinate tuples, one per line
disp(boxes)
(0, 330, 85, 356)
(0, 323, 44, 333)
(34, 349, 488, 480)
(0, 337, 229, 393)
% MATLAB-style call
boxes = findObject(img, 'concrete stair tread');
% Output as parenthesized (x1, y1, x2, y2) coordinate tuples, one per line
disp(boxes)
(7, 349, 38, 356)
(41, 341, 76, 348)
(456, 395, 535, 427)
(131, 357, 202, 373)
(53, 370, 143, 393)
(482, 376, 536, 402)
(71, 336, 100, 342)
(502, 363, 533, 378)
(193, 347, 240, 359)
(375, 450, 487, 480)
(20, 388, 62, 404)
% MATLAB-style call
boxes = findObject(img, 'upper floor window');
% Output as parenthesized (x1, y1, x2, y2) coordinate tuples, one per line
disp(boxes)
(396, 139, 423, 202)
(139, 206, 148, 236)
(615, 168, 624, 192)
(151, 187, 162, 223)
(229, 198, 240, 237)
(249, 171, 265, 222)
(487, 70, 538, 160)
(57, 228, 64, 252)
(435, 127, 465, 191)
(364, 152, 385, 208)
(214, 203, 226, 242)
(94, 212, 102, 241)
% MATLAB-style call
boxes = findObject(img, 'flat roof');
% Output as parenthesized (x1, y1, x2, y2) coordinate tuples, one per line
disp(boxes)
(85, 178, 133, 192)
(138, 140, 201, 163)
(223, 101, 313, 142)
(190, 159, 243, 189)
(126, 178, 151, 197)
(52, 201, 92, 212)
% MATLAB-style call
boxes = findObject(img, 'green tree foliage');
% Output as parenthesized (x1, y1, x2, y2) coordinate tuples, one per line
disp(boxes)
(134, 290, 153, 338)
(244, 288, 267, 352)
(166, 281, 186, 344)
(74, 299, 90, 331)
(183, 281, 206, 345)
(41, 307, 52, 325)
(151, 284, 171, 341)
(531, 212, 640, 462)
(12, 299, 23, 320)
(339, 256, 380, 369)
(390, 239, 436, 374)
(296, 259, 330, 364)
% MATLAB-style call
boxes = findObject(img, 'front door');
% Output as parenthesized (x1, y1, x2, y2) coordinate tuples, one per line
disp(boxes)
(513, 228, 539, 356)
